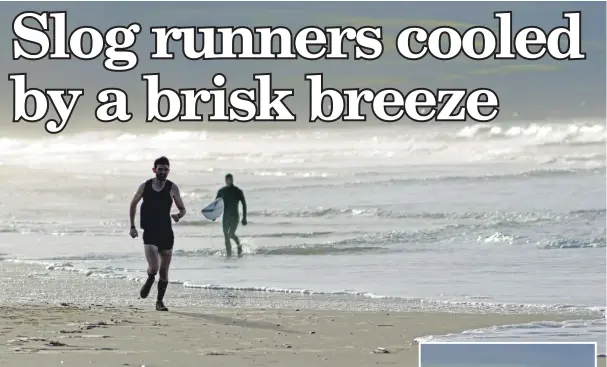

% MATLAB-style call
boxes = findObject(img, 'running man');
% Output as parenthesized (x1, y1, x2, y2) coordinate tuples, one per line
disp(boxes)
(216, 173, 247, 257)
(129, 156, 186, 311)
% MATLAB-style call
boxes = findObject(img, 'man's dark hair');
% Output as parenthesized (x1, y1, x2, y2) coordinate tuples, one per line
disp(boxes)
(225, 173, 233, 179)
(154, 156, 170, 168)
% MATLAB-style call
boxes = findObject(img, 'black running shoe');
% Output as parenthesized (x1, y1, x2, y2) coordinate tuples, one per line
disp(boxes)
(237, 245, 243, 256)
(156, 301, 168, 311)
(140, 276, 155, 299)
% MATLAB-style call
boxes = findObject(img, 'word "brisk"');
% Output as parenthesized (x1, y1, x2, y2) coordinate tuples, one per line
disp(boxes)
(142, 73, 296, 122)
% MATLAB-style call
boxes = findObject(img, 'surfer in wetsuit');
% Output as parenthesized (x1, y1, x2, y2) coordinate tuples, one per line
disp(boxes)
(128, 156, 187, 311)
(216, 173, 247, 257)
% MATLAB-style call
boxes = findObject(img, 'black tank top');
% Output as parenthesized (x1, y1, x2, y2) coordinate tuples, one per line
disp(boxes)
(140, 179, 173, 230)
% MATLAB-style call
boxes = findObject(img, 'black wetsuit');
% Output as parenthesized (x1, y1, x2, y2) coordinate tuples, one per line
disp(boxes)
(216, 185, 245, 240)
(140, 179, 174, 251)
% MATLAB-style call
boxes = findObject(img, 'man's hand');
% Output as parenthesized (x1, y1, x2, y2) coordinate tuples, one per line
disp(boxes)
(129, 184, 144, 237)
(241, 217, 247, 226)
(171, 184, 187, 222)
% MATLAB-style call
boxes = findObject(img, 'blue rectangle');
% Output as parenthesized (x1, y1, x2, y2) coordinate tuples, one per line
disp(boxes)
(420, 342, 596, 367)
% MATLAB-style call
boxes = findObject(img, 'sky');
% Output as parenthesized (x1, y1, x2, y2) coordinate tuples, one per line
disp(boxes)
(420, 343, 597, 367)
(0, 1, 605, 136)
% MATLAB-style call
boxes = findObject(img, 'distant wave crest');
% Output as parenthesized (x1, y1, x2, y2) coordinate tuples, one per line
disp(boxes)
(248, 208, 606, 221)
(1, 122, 604, 170)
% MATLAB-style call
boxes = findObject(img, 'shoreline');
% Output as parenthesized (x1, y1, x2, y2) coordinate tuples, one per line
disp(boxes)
(0, 260, 604, 366)
(2, 258, 603, 317)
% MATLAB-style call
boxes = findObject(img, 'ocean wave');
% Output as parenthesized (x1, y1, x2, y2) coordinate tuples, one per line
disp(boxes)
(0, 223, 345, 240)
(173, 244, 387, 257)
(248, 231, 336, 238)
(241, 167, 605, 193)
(476, 232, 606, 249)
(414, 318, 607, 354)
(248, 207, 606, 221)
(536, 236, 606, 249)
(2, 121, 603, 146)
(456, 122, 605, 144)
(182, 166, 605, 187)
(1, 210, 604, 253)
(17, 228, 604, 265)
(215, 229, 605, 252)
(477, 232, 518, 244)
(1, 122, 605, 169)
(34, 243, 400, 260)
(39, 253, 139, 261)
(3, 259, 134, 279)
(178, 220, 338, 238)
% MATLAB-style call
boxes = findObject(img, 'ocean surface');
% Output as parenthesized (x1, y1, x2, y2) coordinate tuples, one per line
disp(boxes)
(0, 120, 605, 351)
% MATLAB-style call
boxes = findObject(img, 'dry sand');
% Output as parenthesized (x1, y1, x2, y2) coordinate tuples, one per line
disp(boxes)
(1, 303, 600, 367)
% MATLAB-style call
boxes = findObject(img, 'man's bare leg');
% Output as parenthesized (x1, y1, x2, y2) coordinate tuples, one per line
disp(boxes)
(140, 245, 160, 299)
(156, 249, 172, 311)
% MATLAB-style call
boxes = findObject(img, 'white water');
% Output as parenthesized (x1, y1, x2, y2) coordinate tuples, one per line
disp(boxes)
(0, 120, 605, 350)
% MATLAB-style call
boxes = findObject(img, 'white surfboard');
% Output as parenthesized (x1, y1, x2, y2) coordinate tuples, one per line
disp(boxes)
(201, 197, 224, 220)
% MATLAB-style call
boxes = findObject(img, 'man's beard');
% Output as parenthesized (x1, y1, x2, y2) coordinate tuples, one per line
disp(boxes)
(156, 173, 167, 181)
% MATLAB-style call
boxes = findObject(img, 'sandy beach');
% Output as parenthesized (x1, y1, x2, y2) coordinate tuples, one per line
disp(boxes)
(1, 302, 600, 367)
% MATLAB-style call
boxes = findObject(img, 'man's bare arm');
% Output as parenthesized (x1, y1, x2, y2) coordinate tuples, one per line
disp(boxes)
(171, 184, 187, 219)
(129, 183, 145, 228)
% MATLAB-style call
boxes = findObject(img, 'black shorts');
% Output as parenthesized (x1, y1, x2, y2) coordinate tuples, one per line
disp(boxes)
(142, 228, 174, 251)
